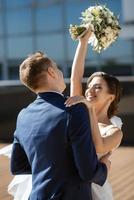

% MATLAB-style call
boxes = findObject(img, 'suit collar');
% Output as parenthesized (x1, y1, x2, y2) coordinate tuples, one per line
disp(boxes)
(37, 91, 67, 102)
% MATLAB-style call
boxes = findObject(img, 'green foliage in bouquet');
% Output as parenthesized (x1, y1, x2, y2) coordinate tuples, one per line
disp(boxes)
(69, 25, 87, 40)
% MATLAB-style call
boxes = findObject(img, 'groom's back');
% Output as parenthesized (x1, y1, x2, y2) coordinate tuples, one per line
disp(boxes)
(12, 92, 107, 200)
(15, 92, 86, 200)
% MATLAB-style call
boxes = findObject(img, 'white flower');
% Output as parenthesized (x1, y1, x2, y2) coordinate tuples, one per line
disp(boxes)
(115, 20, 119, 26)
(87, 6, 96, 12)
(105, 26, 112, 34)
(107, 17, 113, 24)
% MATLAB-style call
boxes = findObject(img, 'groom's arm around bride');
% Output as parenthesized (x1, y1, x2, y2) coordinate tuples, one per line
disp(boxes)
(67, 102, 111, 184)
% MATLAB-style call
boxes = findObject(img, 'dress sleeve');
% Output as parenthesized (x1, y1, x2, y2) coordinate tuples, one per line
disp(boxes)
(0, 144, 13, 158)
(110, 116, 123, 130)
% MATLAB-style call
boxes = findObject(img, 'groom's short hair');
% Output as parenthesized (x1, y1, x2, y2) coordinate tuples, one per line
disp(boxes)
(19, 51, 54, 91)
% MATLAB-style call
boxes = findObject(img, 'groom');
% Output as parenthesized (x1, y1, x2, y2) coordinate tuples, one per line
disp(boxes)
(11, 52, 110, 200)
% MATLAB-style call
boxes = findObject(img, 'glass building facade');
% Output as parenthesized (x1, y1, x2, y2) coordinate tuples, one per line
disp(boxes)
(0, 0, 134, 79)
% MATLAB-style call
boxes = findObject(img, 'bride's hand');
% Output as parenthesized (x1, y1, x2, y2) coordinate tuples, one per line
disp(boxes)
(65, 96, 92, 109)
(79, 29, 93, 43)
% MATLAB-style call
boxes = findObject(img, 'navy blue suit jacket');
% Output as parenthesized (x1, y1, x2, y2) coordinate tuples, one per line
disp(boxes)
(11, 92, 107, 200)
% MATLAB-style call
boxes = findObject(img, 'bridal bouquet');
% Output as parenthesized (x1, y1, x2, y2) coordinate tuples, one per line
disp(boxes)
(69, 5, 121, 53)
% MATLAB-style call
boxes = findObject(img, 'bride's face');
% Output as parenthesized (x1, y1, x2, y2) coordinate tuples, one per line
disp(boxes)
(85, 76, 115, 109)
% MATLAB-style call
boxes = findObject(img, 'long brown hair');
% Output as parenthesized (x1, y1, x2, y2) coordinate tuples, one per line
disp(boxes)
(87, 72, 122, 118)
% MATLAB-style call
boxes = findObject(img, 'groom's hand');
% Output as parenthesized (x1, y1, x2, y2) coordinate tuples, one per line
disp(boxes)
(100, 152, 112, 172)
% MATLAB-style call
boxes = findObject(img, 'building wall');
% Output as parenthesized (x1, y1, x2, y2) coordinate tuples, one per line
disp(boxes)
(0, 0, 134, 80)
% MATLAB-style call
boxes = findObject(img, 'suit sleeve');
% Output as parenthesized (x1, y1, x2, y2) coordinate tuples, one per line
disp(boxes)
(10, 135, 31, 175)
(68, 103, 107, 186)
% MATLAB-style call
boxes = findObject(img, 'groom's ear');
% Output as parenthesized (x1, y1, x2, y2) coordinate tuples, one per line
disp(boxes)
(47, 67, 56, 78)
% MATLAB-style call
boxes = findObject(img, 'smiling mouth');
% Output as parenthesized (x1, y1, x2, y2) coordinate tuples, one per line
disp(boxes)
(87, 96, 97, 100)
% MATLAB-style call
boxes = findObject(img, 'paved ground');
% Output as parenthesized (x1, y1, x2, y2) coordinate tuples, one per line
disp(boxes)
(0, 144, 134, 200)
(109, 147, 134, 200)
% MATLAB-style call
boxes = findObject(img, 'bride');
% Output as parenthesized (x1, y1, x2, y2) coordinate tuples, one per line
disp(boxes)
(65, 30, 123, 199)
(0, 31, 123, 200)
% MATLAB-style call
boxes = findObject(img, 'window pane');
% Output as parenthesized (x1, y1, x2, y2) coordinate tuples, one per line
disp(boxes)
(67, 0, 88, 2)
(6, 0, 32, 8)
(66, 2, 87, 27)
(37, 0, 62, 5)
(8, 37, 33, 59)
(7, 9, 32, 34)
(37, 34, 64, 61)
(0, 39, 4, 80)
(0, 13, 3, 36)
(101, 39, 132, 64)
(36, 5, 62, 32)
(0, 39, 4, 58)
(8, 65, 20, 79)
(67, 34, 96, 62)
(67, 34, 77, 61)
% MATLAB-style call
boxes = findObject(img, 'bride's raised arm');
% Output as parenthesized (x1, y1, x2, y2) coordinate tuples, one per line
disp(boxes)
(70, 31, 92, 96)
(67, 30, 123, 154)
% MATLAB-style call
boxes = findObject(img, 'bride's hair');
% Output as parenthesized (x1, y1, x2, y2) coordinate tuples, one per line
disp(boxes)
(87, 72, 122, 118)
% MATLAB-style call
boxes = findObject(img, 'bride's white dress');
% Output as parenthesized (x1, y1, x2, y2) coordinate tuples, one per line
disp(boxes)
(91, 116, 122, 200)
(0, 116, 122, 200)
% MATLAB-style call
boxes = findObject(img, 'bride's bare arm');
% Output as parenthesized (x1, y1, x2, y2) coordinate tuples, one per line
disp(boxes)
(89, 107, 123, 154)
(70, 31, 92, 96)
